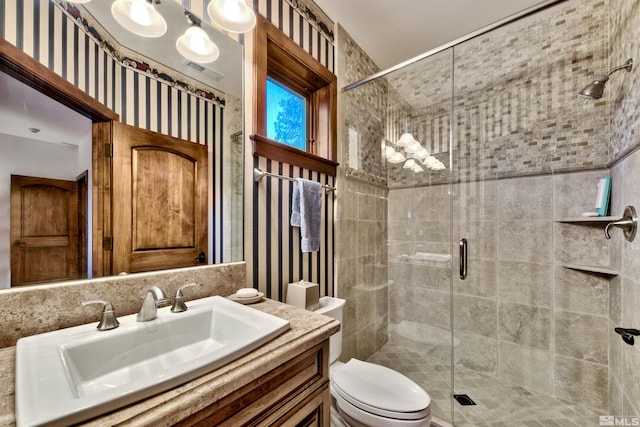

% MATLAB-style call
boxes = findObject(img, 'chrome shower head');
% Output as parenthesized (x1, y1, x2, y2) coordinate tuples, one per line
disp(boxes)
(579, 59, 633, 100)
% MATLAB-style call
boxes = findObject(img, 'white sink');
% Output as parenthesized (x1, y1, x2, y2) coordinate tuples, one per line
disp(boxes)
(15, 295, 290, 427)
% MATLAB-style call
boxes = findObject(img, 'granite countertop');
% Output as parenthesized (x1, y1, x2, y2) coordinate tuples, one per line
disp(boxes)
(0, 298, 340, 426)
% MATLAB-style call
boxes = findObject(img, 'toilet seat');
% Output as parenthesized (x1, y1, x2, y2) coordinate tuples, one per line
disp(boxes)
(331, 359, 431, 421)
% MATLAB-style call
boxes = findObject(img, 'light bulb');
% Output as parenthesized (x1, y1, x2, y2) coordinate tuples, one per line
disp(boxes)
(111, 0, 167, 38)
(208, 0, 257, 33)
(130, 1, 151, 26)
(176, 26, 220, 64)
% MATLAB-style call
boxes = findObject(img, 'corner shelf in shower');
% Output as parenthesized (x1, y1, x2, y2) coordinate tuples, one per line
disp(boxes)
(555, 216, 621, 223)
(561, 263, 619, 276)
(555, 216, 621, 277)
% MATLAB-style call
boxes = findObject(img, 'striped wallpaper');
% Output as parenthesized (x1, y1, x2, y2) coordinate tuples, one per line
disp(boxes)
(248, 0, 337, 298)
(252, 157, 335, 300)
(252, 0, 334, 72)
(1, 0, 229, 264)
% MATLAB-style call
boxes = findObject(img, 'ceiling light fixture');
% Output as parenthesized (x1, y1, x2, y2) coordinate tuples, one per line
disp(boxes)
(207, 0, 257, 33)
(176, 12, 220, 64)
(111, 0, 167, 38)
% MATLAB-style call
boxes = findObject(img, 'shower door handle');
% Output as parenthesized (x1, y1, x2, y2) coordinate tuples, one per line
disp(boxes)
(459, 238, 468, 280)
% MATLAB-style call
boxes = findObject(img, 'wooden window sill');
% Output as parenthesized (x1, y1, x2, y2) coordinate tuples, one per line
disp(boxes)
(251, 134, 338, 177)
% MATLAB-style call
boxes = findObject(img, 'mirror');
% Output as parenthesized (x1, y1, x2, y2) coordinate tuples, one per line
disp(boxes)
(0, 0, 244, 289)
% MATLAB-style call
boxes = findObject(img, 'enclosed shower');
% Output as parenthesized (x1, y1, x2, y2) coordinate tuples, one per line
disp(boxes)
(339, 0, 629, 425)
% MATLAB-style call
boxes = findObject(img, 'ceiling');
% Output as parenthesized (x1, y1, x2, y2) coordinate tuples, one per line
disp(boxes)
(0, 70, 91, 147)
(313, 0, 554, 70)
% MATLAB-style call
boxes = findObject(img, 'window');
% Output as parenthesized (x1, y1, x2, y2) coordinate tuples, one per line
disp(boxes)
(253, 14, 338, 176)
(266, 77, 307, 151)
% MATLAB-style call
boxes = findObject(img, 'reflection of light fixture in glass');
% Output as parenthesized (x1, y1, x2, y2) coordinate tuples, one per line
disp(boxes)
(403, 159, 416, 169)
(413, 147, 429, 160)
(176, 13, 220, 64)
(112, 0, 167, 38)
(423, 156, 447, 170)
(413, 164, 424, 173)
(388, 152, 406, 164)
(207, 0, 256, 33)
(404, 141, 422, 154)
(397, 133, 416, 147)
(423, 156, 438, 167)
(385, 146, 397, 159)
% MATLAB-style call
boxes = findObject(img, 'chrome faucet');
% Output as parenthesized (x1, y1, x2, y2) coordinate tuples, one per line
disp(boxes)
(137, 286, 168, 322)
(171, 283, 197, 313)
(82, 300, 120, 331)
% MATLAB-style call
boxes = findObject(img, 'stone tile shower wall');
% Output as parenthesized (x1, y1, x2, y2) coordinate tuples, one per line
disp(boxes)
(336, 24, 390, 361)
(385, 0, 609, 187)
(385, 0, 616, 412)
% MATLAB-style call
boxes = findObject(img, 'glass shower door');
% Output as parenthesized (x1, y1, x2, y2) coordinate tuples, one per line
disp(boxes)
(377, 47, 456, 425)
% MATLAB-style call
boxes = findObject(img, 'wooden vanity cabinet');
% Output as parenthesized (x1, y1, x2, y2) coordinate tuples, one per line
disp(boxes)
(174, 340, 331, 426)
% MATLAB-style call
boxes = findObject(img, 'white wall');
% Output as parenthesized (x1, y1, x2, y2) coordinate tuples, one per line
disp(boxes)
(0, 131, 91, 288)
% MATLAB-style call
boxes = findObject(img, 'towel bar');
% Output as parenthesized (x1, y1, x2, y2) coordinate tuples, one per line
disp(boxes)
(253, 168, 336, 192)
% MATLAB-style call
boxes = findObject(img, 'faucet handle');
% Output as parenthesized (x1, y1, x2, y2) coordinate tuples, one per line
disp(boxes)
(82, 300, 120, 331)
(171, 283, 197, 313)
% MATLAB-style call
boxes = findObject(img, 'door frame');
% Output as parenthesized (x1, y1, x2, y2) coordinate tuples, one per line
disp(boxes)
(0, 38, 119, 278)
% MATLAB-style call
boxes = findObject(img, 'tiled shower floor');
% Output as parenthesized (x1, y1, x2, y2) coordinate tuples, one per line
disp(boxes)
(366, 343, 604, 427)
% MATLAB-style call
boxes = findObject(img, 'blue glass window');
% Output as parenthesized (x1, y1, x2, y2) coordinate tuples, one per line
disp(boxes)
(266, 77, 307, 151)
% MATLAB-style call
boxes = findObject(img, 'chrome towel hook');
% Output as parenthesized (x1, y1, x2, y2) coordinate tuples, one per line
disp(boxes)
(605, 205, 637, 242)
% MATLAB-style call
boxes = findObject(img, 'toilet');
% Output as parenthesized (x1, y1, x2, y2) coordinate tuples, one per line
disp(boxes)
(314, 297, 431, 427)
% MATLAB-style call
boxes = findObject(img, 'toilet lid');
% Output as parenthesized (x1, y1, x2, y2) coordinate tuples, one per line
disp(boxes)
(331, 359, 430, 420)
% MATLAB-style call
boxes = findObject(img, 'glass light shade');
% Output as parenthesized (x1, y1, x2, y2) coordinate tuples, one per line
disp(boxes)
(385, 146, 397, 159)
(423, 156, 438, 168)
(112, 0, 167, 38)
(404, 141, 422, 154)
(413, 147, 429, 160)
(207, 0, 256, 33)
(432, 162, 447, 171)
(403, 159, 417, 169)
(388, 152, 406, 164)
(397, 133, 416, 147)
(413, 164, 424, 173)
(176, 26, 220, 64)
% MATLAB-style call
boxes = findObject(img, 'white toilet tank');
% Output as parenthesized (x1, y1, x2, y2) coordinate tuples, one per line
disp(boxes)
(314, 296, 345, 364)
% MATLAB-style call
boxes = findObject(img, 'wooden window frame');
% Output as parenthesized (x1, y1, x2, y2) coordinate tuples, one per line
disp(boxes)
(253, 15, 338, 176)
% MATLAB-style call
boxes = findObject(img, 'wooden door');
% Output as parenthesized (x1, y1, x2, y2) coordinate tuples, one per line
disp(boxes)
(111, 122, 208, 274)
(10, 175, 80, 286)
